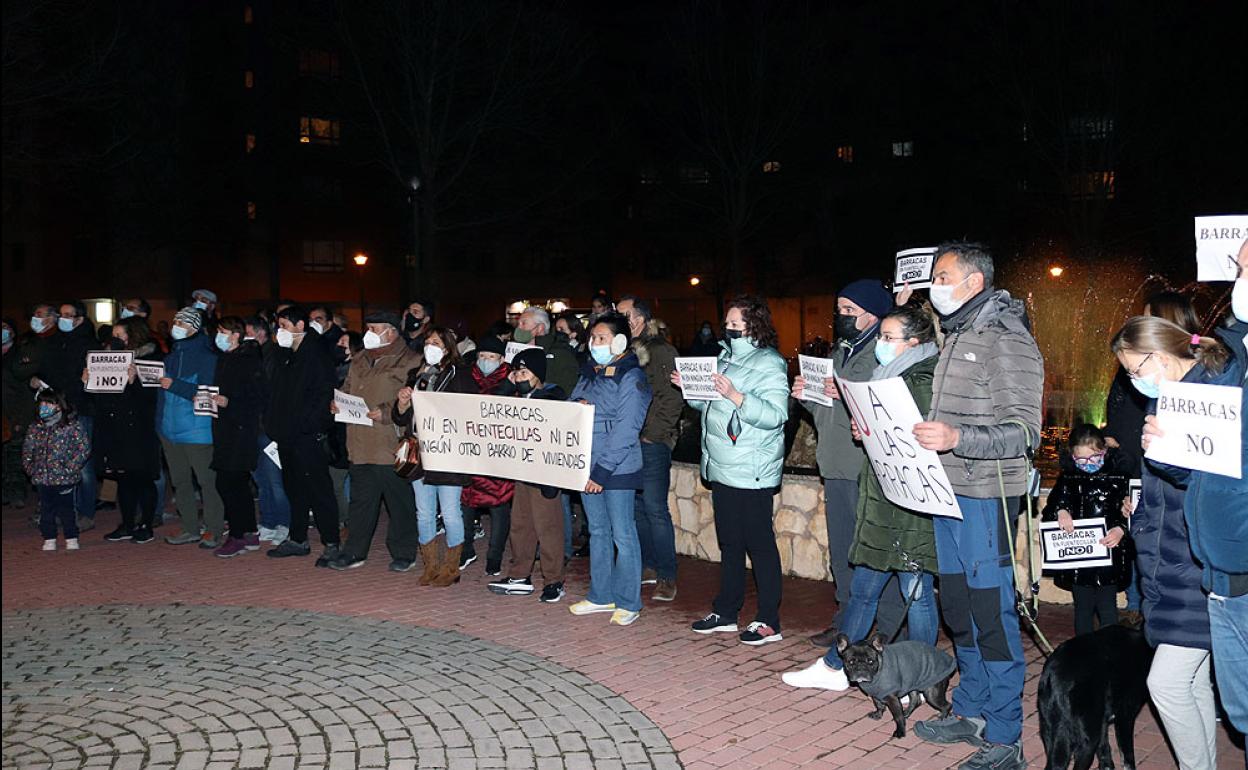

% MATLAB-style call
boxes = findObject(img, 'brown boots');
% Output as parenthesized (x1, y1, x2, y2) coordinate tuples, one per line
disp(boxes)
(430, 544, 462, 587)
(418, 539, 461, 587)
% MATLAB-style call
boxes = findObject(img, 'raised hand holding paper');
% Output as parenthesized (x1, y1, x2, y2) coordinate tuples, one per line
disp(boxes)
(134, 360, 165, 388)
(504, 341, 538, 364)
(1194, 215, 1247, 281)
(1145, 380, 1242, 478)
(893, 247, 937, 292)
(193, 386, 220, 418)
(333, 389, 374, 426)
(674, 357, 723, 401)
(797, 355, 836, 406)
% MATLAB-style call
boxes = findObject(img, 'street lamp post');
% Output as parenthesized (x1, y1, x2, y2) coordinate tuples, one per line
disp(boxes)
(354, 252, 369, 324)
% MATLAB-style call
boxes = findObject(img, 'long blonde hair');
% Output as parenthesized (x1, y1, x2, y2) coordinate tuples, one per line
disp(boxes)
(1110, 315, 1228, 375)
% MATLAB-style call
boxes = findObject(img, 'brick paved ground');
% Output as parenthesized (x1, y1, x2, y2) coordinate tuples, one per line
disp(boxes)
(2, 503, 1243, 769)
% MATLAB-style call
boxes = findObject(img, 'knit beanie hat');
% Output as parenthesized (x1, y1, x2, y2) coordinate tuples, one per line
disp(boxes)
(838, 279, 892, 319)
(476, 335, 507, 357)
(512, 348, 547, 382)
(174, 307, 205, 333)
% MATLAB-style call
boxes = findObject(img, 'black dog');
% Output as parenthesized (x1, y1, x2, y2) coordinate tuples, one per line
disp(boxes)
(1038, 625, 1154, 770)
(837, 634, 956, 738)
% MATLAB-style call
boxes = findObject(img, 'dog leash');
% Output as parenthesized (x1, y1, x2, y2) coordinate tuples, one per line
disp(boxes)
(997, 419, 1055, 657)
(884, 542, 926, 645)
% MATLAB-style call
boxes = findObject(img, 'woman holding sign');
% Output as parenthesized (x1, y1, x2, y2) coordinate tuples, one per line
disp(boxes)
(567, 313, 652, 627)
(84, 317, 163, 544)
(1111, 315, 1231, 770)
(673, 296, 789, 646)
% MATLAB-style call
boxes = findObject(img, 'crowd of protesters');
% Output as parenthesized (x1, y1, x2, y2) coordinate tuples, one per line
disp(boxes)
(3, 240, 1246, 770)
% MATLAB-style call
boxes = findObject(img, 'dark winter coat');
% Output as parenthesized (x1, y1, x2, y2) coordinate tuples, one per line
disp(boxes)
(2, 344, 37, 433)
(264, 331, 335, 445)
(89, 342, 162, 479)
(802, 323, 879, 480)
(570, 352, 652, 490)
(37, 322, 95, 415)
(531, 330, 580, 397)
(211, 342, 264, 473)
(392, 361, 477, 486)
(1041, 447, 1134, 591)
(1133, 363, 1216, 651)
(1102, 367, 1148, 477)
(634, 330, 683, 449)
(849, 356, 939, 575)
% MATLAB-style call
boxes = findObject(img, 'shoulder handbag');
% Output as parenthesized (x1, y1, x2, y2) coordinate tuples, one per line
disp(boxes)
(393, 425, 423, 480)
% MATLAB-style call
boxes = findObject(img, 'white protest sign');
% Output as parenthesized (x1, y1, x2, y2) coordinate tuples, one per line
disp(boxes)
(675, 357, 723, 402)
(1146, 380, 1242, 479)
(836, 375, 962, 519)
(193, 385, 219, 418)
(333, 389, 373, 426)
(410, 391, 594, 490)
(84, 351, 133, 393)
(134, 360, 165, 388)
(1194, 215, 1247, 281)
(798, 355, 837, 407)
(505, 341, 538, 364)
(894, 247, 938, 292)
(1128, 479, 1142, 513)
(1040, 518, 1112, 570)
(263, 441, 282, 469)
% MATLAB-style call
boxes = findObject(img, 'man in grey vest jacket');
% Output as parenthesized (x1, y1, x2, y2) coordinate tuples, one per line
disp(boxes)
(794, 279, 905, 646)
(911, 242, 1042, 770)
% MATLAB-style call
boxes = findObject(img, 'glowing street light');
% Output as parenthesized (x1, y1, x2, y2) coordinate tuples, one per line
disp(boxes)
(354, 252, 369, 267)
(689, 276, 701, 286)
(1048, 266, 1064, 278)
(354, 252, 369, 320)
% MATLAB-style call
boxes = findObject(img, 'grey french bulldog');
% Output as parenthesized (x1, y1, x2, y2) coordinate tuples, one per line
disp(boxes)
(837, 634, 956, 739)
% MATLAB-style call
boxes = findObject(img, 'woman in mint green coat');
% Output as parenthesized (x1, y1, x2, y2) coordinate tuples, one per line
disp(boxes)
(673, 295, 790, 646)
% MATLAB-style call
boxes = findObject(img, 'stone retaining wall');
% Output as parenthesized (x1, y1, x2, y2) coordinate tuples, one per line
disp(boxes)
(666, 461, 1073, 603)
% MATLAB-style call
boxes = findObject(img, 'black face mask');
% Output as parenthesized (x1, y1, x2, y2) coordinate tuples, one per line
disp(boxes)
(108, 338, 126, 351)
(404, 315, 423, 334)
(515, 379, 534, 395)
(834, 314, 861, 341)
(724, 329, 743, 340)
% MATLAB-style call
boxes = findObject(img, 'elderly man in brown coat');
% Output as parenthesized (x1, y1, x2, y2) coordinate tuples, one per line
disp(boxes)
(327, 311, 422, 572)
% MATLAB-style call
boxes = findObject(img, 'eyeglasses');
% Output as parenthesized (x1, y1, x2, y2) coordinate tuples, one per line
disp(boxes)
(1073, 453, 1106, 468)
(1125, 351, 1156, 379)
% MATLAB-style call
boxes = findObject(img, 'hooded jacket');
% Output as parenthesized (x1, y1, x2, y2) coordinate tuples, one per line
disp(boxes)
(22, 416, 91, 486)
(928, 289, 1043, 498)
(802, 323, 879, 480)
(341, 335, 420, 466)
(689, 338, 789, 490)
(156, 331, 218, 445)
(632, 326, 683, 448)
(570, 351, 652, 490)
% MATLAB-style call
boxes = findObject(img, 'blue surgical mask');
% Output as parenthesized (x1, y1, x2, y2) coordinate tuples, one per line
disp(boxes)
(170, 326, 189, 341)
(1130, 371, 1161, 399)
(119, 308, 136, 319)
(874, 339, 901, 366)
(1, 328, 11, 346)
(477, 358, 501, 377)
(57, 317, 75, 333)
(38, 403, 60, 424)
(590, 344, 613, 366)
(193, 301, 209, 311)
(215, 332, 233, 352)
(1074, 455, 1106, 474)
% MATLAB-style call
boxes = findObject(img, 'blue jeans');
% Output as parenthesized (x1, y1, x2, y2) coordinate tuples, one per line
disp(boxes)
(934, 495, 1026, 746)
(74, 415, 95, 519)
(252, 433, 290, 529)
(634, 442, 677, 580)
(582, 488, 642, 612)
(413, 478, 464, 546)
(1125, 567, 1142, 611)
(1209, 593, 1248, 735)
(823, 566, 937, 669)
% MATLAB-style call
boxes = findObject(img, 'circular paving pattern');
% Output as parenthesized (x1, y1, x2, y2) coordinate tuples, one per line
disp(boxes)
(2, 605, 679, 770)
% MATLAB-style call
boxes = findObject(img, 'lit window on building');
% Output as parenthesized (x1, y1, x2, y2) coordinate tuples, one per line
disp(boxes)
(245, 133, 256, 154)
(299, 49, 341, 79)
(1068, 170, 1116, 200)
(762, 161, 781, 173)
(302, 240, 345, 272)
(243, 5, 252, 24)
(836, 145, 854, 163)
(299, 116, 340, 146)
(677, 163, 711, 184)
(244, 70, 254, 89)
(891, 141, 914, 158)
(246, 201, 257, 220)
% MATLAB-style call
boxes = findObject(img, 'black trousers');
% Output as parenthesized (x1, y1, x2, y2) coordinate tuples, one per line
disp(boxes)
(215, 469, 256, 539)
(277, 436, 339, 546)
(462, 504, 511, 564)
(342, 464, 419, 561)
(1072, 584, 1119, 636)
(711, 482, 782, 630)
(117, 473, 156, 530)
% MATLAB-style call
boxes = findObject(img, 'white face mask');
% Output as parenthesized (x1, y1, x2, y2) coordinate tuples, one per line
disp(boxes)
(929, 275, 973, 316)
(276, 328, 294, 348)
(423, 344, 445, 366)
(1233, 277, 1248, 323)
(362, 330, 385, 349)
(309, 321, 325, 335)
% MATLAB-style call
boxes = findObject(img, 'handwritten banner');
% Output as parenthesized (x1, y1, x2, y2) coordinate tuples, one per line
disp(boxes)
(675, 357, 723, 401)
(798, 355, 836, 407)
(134, 360, 165, 388)
(409, 391, 594, 490)
(836, 375, 962, 519)
(1040, 518, 1112, 570)
(1146, 380, 1242, 479)
(334, 389, 373, 426)
(894, 247, 938, 292)
(1194, 215, 1247, 282)
(85, 351, 133, 393)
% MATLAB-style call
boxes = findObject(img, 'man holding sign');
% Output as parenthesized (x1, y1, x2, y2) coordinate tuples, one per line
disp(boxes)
(910, 242, 1042, 770)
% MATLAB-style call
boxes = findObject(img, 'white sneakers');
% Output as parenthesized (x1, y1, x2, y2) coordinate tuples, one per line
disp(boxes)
(781, 658, 850, 692)
(568, 600, 616, 616)
(610, 609, 640, 626)
(258, 525, 289, 545)
(43, 538, 81, 551)
(42, 539, 56, 551)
